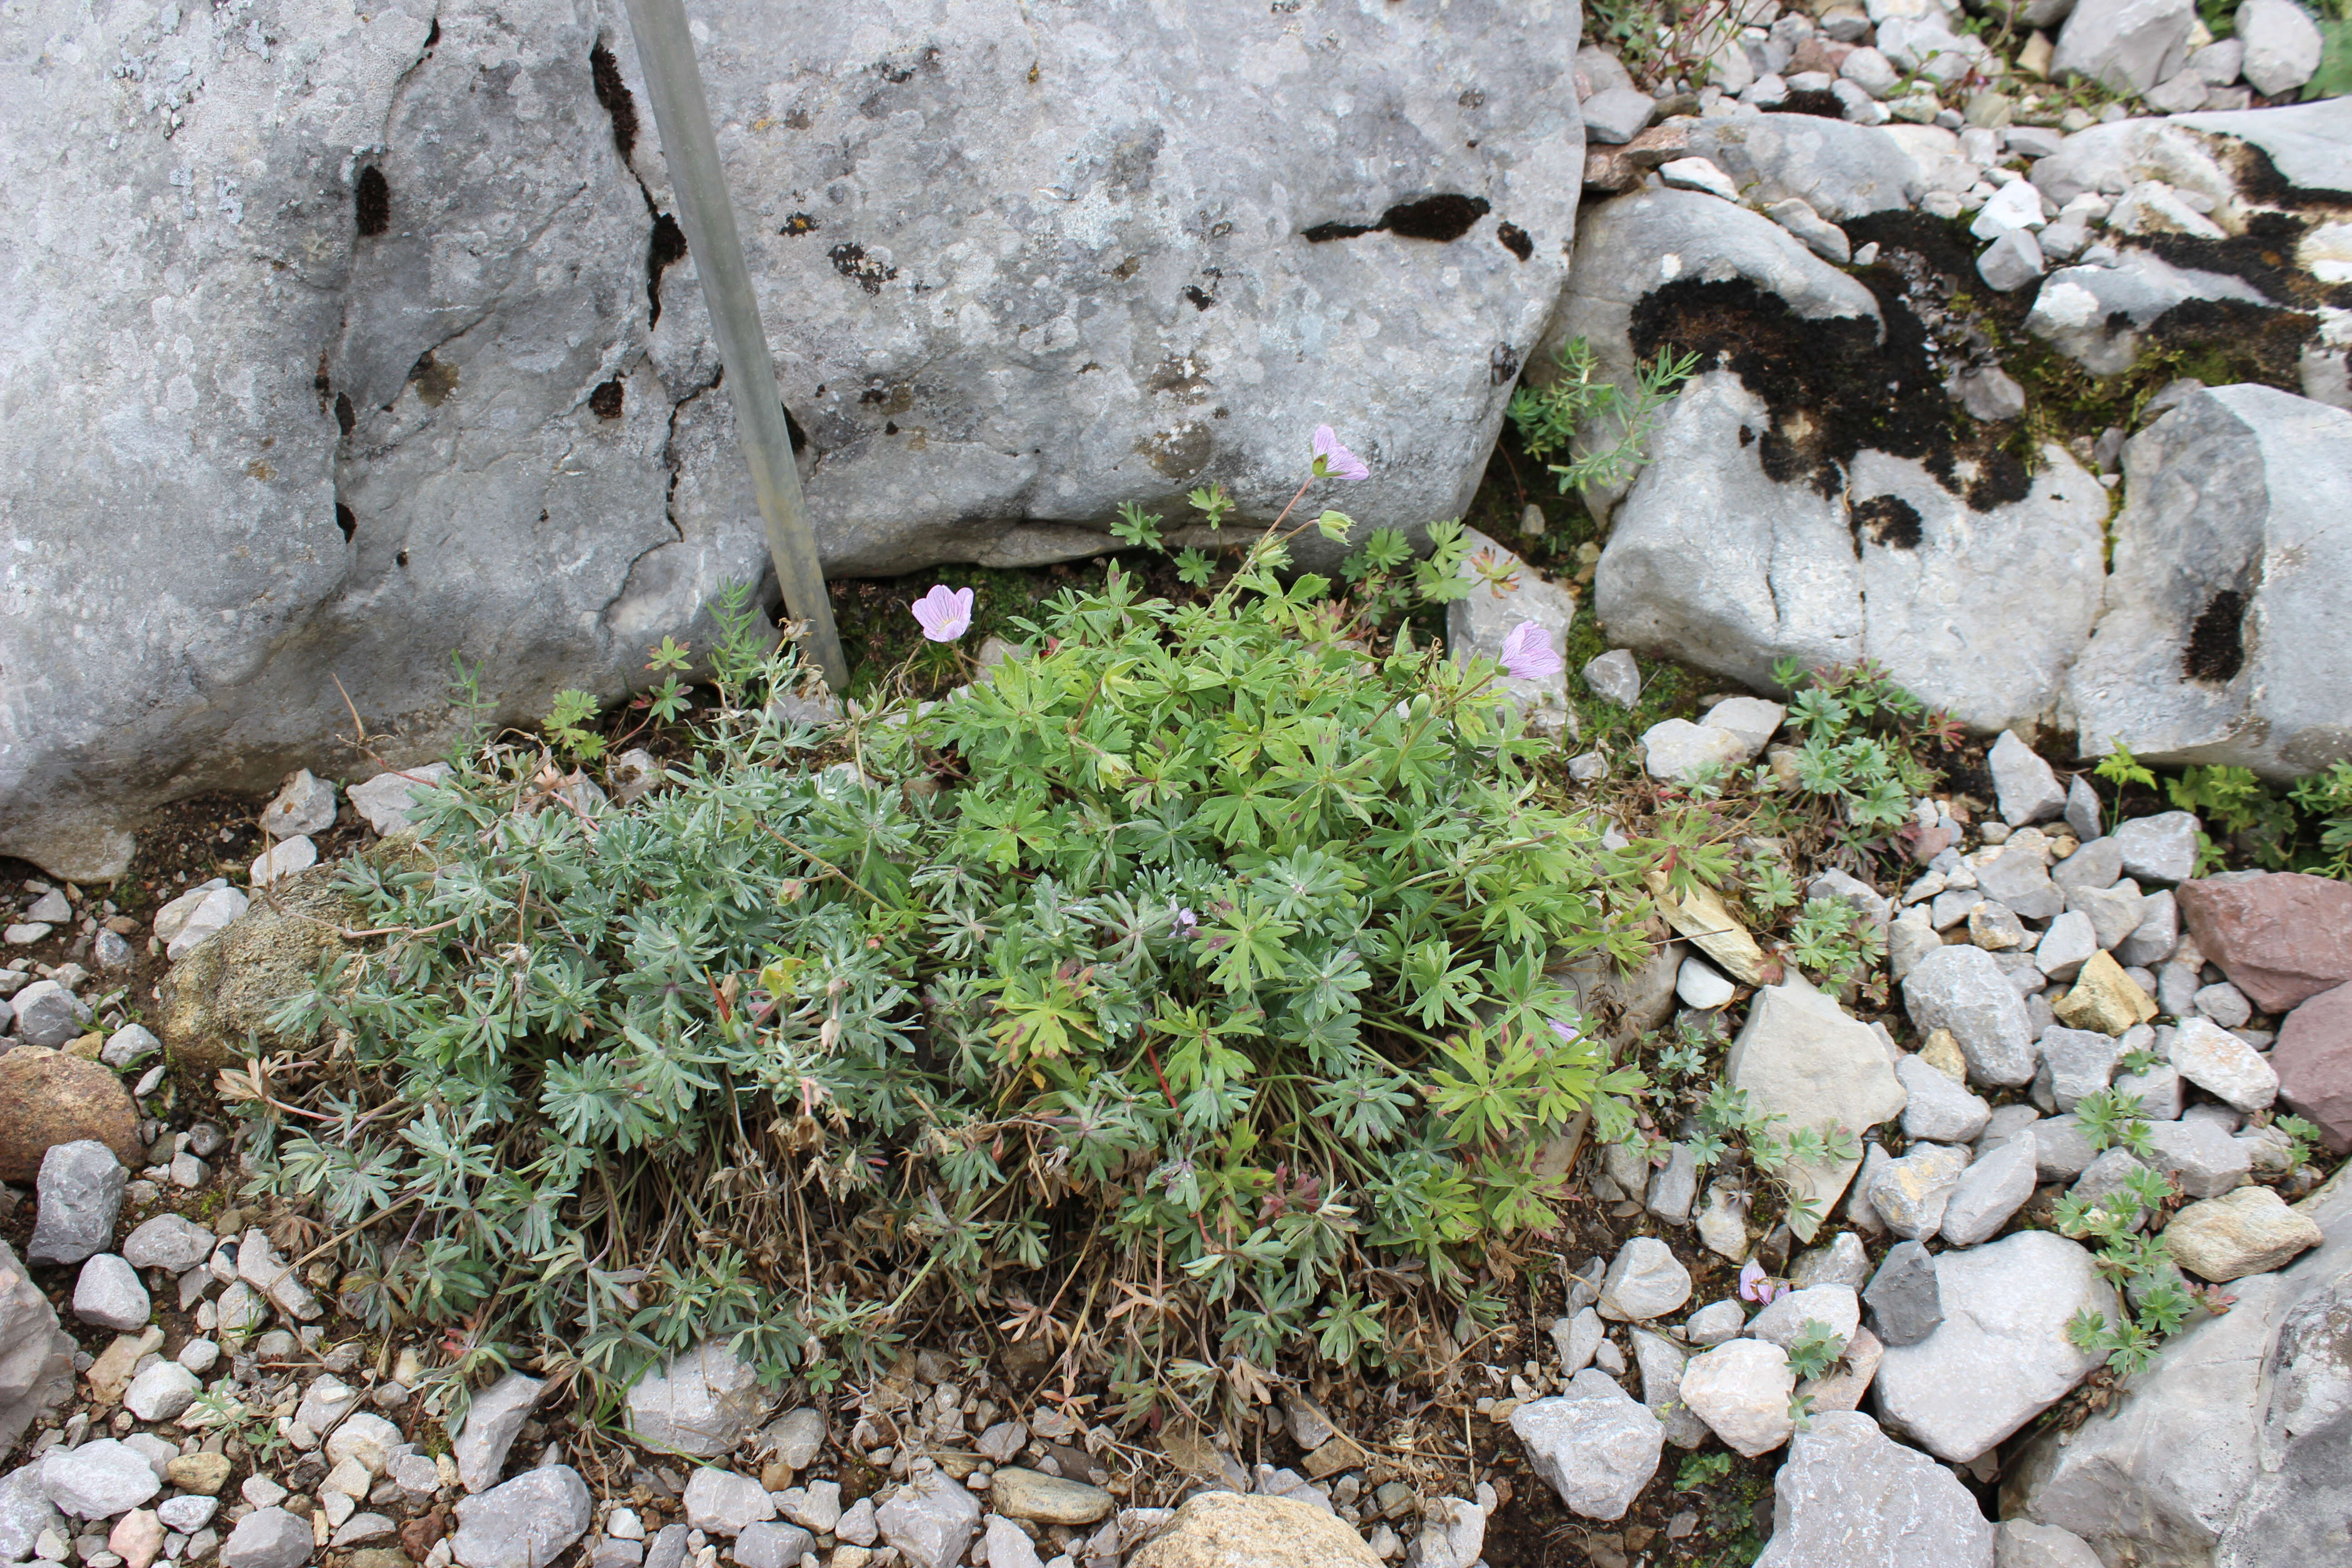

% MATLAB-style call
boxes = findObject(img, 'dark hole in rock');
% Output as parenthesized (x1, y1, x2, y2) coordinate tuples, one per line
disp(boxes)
(1304, 193, 1491, 244)
(313, 352, 332, 405)
(1497, 221, 1534, 261)
(1490, 342, 1520, 386)
(780, 213, 820, 235)
(1379, 193, 1491, 241)
(883, 420, 897, 436)
(1631, 257, 2030, 510)
(1182, 284, 1215, 310)
(335, 393, 355, 436)
(590, 41, 638, 162)
(396, 549, 410, 568)
(784, 405, 808, 456)
(334, 504, 356, 541)
(589, 378, 624, 419)
(423, 17, 438, 48)
(828, 241, 898, 294)
(647, 212, 687, 324)
(2184, 588, 2248, 683)
(1738, 425, 1755, 447)
(1852, 493, 1924, 550)
(355, 167, 390, 236)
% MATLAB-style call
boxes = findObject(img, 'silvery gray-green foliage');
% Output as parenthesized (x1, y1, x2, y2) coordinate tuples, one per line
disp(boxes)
(253, 559, 1673, 1409)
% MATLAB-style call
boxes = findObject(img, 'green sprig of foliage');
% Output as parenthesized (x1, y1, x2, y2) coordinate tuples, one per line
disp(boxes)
(1508, 338, 1700, 495)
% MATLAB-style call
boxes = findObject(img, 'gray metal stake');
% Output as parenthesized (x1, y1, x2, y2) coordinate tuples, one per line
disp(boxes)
(620, 0, 848, 691)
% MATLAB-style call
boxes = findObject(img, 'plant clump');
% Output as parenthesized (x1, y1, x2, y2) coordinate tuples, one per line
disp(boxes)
(248, 457, 1696, 1423)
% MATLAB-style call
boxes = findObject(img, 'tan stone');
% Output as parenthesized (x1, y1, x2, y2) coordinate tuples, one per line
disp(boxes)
(87, 1325, 165, 1403)
(1300, 1431, 1368, 1481)
(165, 1453, 235, 1495)
(1921, 1028, 1969, 1080)
(2053, 951, 2158, 1035)
(2164, 1186, 2325, 1282)
(1646, 872, 1780, 986)
(987, 1468, 1113, 1525)
(0, 1045, 145, 1181)
(1129, 1493, 1382, 1568)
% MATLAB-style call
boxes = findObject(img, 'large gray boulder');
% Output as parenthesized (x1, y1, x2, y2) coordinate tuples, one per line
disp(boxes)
(2070, 385, 2352, 781)
(1577, 196, 2107, 733)
(0, 0, 1585, 881)
(2004, 1171, 2352, 1568)
(2051, 0, 2195, 95)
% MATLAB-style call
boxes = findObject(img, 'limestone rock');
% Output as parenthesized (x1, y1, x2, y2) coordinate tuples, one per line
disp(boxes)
(2052, 0, 2195, 93)
(1905, 945, 2039, 1087)
(1727, 985, 1908, 1236)
(1938, 1132, 2040, 1247)
(452, 1372, 544, 1494)
(28, 1141, 125, 1268)
(874, 1470, 982, 1568)
(0, 0, 1584, 882)
(2168, 1016, 2279, 1113)
(2071, 388, 2352, 784)
(1756, 1411, 1993, 1568)
(1598, 1237, 1693, 1322)
(626, 1341, 768, 1459)
(2235, 0, 2324, 96)
(1679, 1339, 1796, 1457)
(1874, 1231, 2115, 1463)
(1868, 1143, 1973, 1241)
(1898, 1054, 1992, 1142)
(1676, 114, 1927, 220)
(1991, 732, 2066, 827)
(1630, 1328, 1712, 1450)
(448, 1465, 592, 1568)
(39, 1440, 163, 1519)
(987, 1470, 1112, 1526)
(682, 1469, 772, 1536)
(1508, 1372, 1665, 1522)
(2053, 951, 2158, 1036)
(220, 1508, 312, 1568)
(2004, 1174, 2352, 1568)
(1865, 1241, 1944, 1348)
(1127, 1491, 1382, 1567)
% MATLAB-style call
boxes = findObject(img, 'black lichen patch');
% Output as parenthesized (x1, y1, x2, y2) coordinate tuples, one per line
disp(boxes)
(335, 392, 356, 437)
(588, 378, 624, 419)
(1182, 284, 1215, 310)
(828, 241, 899, 294)
(2144, 296, 2319, 389)
(780, 213, 820, 235)
(355, 167, 390, 236)
(1852, 492, 1924, 549)
(2218, 138, 2352, 213)
(590, 41, 638, 161)
(1305, 193, 1491, 244)
(1779, 86, 1845, 118)
(2184, 588, 2248, 683)
(1497, 221, 1534, 261)
(2134, 213, 2351, 311)
(1631, 269, 2027, 509)
(647, 212, 687, 323)
(1490, 342, 1521, 386)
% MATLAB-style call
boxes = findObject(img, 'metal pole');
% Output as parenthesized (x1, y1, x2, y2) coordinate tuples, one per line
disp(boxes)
(619, 0, 849, 691)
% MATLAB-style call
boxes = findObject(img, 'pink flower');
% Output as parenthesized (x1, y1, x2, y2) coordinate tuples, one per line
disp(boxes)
(1548, 1018, 1582, 1049)
(1738, 1258, 1789, 1304)
(1311, 425, 1370, 482)
(1499, 620, 1564, 681)
(911, 584, 974, 642)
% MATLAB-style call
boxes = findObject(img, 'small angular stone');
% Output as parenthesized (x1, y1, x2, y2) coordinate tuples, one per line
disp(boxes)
(1597, 1237, 1692, 1322)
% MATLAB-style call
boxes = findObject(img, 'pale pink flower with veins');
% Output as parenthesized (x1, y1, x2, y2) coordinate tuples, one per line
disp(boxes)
(911, 584, 974, 642)
(1499, 620, 1564, 681)
(1311, 425, 1371, 482)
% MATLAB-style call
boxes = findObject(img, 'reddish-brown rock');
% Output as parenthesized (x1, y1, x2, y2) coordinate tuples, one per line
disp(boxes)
(0, 1046, 145, 1181)
(2174, 872, 2352, 1014)
(2274, 983, 2352, 1154)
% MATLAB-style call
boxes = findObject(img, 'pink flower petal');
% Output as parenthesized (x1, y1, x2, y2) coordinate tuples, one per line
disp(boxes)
(1499, 620, 1565, 681)
(1311, 425, 1371, 482)
(911, 583, 974, 642)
